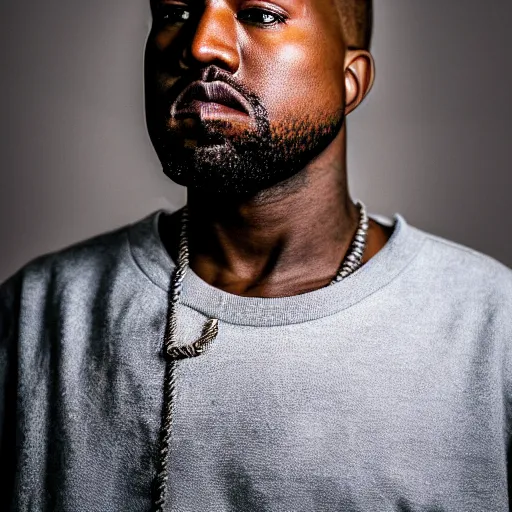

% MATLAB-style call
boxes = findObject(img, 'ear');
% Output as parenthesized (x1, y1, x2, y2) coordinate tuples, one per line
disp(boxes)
(344, 50, 375, 116)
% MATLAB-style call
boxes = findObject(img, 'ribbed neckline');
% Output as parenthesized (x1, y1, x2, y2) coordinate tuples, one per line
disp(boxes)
(128, 209, 427, 326)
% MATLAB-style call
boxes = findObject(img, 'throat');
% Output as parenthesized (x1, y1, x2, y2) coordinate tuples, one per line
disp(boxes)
(158, 203, 391, 299)
(202, 271, 340, 298)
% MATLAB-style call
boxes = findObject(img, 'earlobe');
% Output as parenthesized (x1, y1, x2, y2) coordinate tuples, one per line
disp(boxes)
(344, 50, 375, 116)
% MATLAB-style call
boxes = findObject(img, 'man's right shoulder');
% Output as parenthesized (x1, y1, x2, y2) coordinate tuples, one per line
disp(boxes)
(0, 213, 156, 304)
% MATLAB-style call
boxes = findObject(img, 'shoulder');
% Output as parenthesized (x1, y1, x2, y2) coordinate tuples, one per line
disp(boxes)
(0, 211, 160, 305)
(419, 227, 511, 281)
(407, 223, 512, 305)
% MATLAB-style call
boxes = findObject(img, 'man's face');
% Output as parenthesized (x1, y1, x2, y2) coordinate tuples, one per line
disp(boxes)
(145, 0, 348, 196)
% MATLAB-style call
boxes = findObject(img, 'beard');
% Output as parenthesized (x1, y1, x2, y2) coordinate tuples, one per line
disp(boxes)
(146, 69, 345, 198)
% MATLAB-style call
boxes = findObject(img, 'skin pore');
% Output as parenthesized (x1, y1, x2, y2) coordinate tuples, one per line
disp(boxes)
(146, 0, 393, 297)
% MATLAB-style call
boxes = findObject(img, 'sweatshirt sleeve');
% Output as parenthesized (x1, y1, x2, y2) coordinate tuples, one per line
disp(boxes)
(0, 272, 21, 506)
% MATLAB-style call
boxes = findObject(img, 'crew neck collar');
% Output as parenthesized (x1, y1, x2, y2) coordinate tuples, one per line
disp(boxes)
(128, 209, 427, 326)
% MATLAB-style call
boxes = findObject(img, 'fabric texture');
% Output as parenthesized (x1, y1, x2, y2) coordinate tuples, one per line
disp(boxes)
(1, 209, 512, 511)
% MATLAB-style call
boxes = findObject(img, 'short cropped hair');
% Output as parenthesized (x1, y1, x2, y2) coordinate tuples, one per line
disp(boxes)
(336, 0, 373, 50)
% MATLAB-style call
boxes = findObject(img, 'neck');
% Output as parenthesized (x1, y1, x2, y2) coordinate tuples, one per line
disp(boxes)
(160, 126, 391, 298)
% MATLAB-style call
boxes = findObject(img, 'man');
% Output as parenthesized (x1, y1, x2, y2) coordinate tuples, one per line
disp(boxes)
(1, 0, 511, 510)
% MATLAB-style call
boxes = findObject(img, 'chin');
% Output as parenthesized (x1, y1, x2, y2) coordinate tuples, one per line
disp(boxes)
(160, 148, 310, 200)
(153, 110, 345, 198)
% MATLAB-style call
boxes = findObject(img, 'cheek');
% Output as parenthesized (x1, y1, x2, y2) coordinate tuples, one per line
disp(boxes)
(151, 26, 180, 51)
(244, 37, 345, 122)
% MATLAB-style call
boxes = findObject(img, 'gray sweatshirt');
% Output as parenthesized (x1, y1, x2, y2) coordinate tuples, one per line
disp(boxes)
(1, 209, 512, 511)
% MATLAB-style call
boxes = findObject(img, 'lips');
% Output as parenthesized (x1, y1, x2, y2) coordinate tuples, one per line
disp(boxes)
(173, 81, 252, 117)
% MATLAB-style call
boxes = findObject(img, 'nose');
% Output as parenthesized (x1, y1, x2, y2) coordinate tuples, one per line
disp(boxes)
(181, 3, 240, 74)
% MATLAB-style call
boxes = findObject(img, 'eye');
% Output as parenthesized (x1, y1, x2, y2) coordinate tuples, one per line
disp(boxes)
(236, 8, 287, 27)
(155, 4, 192, 25)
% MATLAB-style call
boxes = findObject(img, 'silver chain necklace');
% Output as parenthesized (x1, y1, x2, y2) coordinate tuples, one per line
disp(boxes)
(151, 200, 369, 511)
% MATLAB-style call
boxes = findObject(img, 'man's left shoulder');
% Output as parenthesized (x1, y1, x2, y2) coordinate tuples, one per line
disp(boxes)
(414, 227, 512, 300)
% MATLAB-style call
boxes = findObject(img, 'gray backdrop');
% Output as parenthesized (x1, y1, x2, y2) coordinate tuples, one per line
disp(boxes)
(1, 0, 511, 282)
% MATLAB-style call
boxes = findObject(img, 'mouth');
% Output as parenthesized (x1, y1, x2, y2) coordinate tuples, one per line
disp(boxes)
(172, 81, 253, 119)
